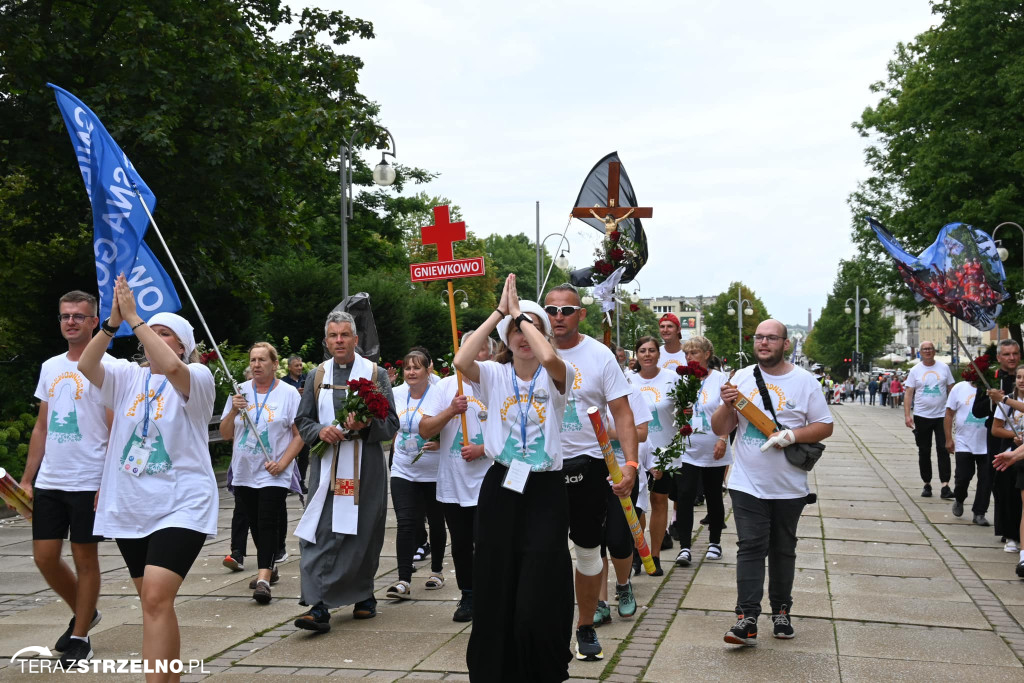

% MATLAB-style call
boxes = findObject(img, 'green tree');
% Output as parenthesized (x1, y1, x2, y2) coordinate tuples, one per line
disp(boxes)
(484, 234, 570, 303)
(803, 260, 895, 374)
(849, 0, 1024, 341)
(704, 282, 771, 367)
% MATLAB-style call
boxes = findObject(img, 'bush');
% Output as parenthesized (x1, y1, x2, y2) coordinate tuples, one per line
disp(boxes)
(0, 411, 37, 478)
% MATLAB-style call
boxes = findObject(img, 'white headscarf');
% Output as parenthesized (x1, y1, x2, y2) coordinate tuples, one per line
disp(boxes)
(496, 300, 553, 344)
(146, 312, 197, 359)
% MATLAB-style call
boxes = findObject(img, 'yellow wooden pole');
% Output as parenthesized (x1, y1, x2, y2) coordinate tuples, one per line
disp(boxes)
(447, 280, 470, 445)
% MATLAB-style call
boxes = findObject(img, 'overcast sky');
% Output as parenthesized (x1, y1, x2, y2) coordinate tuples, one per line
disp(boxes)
(299, 0, 938, 326)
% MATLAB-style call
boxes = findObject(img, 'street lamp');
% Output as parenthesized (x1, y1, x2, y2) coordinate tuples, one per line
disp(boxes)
(845, 285, 870, 376)
(341, 126, 397, 299)
(727, 285, 754, 367)
(581, 293, 595, 306)
(442, 289, 470, 310)
(537, 233, 571, 298)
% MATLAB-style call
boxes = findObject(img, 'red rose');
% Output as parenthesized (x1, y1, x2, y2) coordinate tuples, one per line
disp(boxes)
(440, 367, 450, 376)
(384, 362, 392, 369)
(679, 425, 693, 437)
(608, 230, 621, 243)
(744, 335, 751, 342)
(693, 365, 709, 379)
(676, 365, 693, 376)
(629, 303, 639, 312)
(609, 248, 625, 262)
(396, 360, 404, 366)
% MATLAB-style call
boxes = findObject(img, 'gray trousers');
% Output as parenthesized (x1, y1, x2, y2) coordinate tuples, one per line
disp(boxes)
(730, 489, 806, 619)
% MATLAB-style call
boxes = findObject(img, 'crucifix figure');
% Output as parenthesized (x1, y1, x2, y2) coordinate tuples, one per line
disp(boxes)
(570, 161, 652, 236)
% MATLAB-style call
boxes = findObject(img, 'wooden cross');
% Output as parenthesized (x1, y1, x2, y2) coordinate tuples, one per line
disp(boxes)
(421, 205, 466, 262)
(570, 161, 653, 229)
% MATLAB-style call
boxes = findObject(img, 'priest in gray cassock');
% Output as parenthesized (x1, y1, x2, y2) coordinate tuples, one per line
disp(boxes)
(292, 310, 399, 631)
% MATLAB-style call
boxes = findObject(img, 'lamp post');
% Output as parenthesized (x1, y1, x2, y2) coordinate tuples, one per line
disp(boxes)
(441, 289, 470, 310)
(845, 285, 870, 377)
(536, 232, 571, 299)
(727, 285, 754, 367)
(341, 127, 397, 299)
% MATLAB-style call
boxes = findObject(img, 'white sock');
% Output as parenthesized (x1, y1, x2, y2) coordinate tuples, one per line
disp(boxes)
(69, 635, 89, 643)
(1019, 550, 1024, 562)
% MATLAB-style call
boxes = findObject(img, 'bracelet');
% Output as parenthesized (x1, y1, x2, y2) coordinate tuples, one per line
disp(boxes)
(100, 328, 115, 338)
(625, 461, 639, 469)
(494, 308, 507, 318)
(131, 320, 146, 331)
(717, 436, 728, 443)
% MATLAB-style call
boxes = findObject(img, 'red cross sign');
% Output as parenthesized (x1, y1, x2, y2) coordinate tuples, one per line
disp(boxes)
(334, 478, 355, 496)
(410, 205, 485, 283)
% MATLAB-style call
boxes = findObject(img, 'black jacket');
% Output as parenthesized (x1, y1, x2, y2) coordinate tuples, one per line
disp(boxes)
(972, 369, 1016, 454)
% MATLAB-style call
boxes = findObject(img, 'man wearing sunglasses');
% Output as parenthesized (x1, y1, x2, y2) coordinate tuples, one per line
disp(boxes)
(544, 284, 639, 663)
(19, 291, 121, 666)
(713, 319, 833, 647)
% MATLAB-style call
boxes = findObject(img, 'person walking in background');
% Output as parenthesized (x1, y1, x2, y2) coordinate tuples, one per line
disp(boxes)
(281, 355, 310, 493)
(946, 377, 991, 526)
(880, 376, 890, 407)
(868, 376, 878, 405)
(904, 341, 955, 499)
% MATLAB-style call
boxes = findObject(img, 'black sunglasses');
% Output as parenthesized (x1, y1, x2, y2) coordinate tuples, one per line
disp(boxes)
(544, 305, 582, 316)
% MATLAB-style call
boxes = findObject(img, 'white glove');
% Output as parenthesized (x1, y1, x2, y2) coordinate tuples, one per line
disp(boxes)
(760, 429, 796, 452)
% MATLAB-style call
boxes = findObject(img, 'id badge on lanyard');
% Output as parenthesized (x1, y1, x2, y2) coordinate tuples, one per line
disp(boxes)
(123, 372, 167, 477)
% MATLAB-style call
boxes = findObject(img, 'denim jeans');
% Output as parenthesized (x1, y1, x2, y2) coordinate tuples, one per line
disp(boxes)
(730, 489, 806, 619)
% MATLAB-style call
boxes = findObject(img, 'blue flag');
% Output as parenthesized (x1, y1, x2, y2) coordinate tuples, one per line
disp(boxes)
(867, 217, 1008, 331)
(48, 83, 180, 335)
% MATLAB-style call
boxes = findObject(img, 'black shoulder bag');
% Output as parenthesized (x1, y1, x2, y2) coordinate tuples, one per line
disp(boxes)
(752, 366, 825, 472)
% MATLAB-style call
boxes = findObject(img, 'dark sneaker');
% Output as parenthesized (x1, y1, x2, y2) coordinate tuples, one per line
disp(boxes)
(650, 556, 664, 577)
(353, 597, 377, 620)
(58, 637, 93, 667)
(248, 566, 280, 589)
(771, 605, 794, 639)
(294, 603, 331, 633)
(593, 600, 611, 626)
(55, 610, 101, 652)
(668, 525, 679, 541)
(575, 625, 604, 660)
(724, 615, 758, 646)
(1016, 561, 1024, 579)
(632, 550, 642, 576)
(274, 547, 289, 564)
(694, 495, 705, 507)
(973, 514, 991, 527)
(661, 533, 673, 550)
(675, 548, 691, 567)
(252, 580, 272, 605)
(940, 485, 954, 499)
(223, 551, 245, 572)
(615, 582, 636, 619)
(921, 484, 932, 498)
(952, 500, 964, 517)
(452, 593, 472, 623)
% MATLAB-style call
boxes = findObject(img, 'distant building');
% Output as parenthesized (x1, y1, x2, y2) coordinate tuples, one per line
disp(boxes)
(883, 305, 987, 362)
(639, 294, 717, 341)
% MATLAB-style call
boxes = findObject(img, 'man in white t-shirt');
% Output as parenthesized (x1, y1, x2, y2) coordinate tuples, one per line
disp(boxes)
(904, 341, 955, 499)
(544, 284, 638, 663)
(713, 319, 833, 647)
(20, 291, 115, 666)
(945, 380, 991, 525)
(658, 314, 686, 370)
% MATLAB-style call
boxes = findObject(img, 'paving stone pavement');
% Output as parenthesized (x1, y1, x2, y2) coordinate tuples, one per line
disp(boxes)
(1, 403, 1023, 681)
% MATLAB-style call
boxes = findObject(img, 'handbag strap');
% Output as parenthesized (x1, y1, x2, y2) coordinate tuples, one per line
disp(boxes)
(752, 366, 784, 431)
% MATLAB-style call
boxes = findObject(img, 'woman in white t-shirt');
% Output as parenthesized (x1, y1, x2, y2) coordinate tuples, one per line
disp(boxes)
(455, 274, 571, 682)
(631, 336, 679, 576)
(990, 365, 1024, 554)
(673, 336, 731, 567)
(386, 349, 447, 600)
(79, 274, 217, 680)
(219, 342, 304, 605)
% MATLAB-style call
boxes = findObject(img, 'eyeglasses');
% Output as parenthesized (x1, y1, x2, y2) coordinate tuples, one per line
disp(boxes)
(753, 334, 784, 343)
(544, 305, 582, 317)
(57, 314, 93, 323)
(920, 347, 935, 352)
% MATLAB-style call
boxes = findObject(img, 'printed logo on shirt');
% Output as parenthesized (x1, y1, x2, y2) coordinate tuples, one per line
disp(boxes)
(920, 370, 943, 395)
(746, 383, 787, 413)
(640, 387, 664, 433)
(120, 423, 172, 475)
(238, 402, 276, 455)
(561, 362, 584, 432)
(661, 359, 681, 369)
(497, 395, 552, 469)
(449, 396, 486, 455)
(47, 373, 85, 444)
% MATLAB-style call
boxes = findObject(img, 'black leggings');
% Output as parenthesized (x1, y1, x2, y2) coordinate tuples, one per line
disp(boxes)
(673, 464, 727, 546)
(230, 493, 287, 558)
(443, 503, 477, 591)
(233, 485, 288, 570)
(391, 477, 446, 582)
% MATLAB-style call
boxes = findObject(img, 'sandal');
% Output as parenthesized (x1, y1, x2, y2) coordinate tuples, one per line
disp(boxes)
(705, 543, 723, 561)
(386, 580, 411, 600)
(425, 573, 445, 590)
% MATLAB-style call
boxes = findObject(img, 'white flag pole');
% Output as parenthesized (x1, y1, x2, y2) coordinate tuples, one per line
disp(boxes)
(131, 185, 273, 462)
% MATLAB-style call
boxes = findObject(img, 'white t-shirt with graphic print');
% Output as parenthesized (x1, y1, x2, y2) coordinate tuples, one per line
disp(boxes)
(422, 375, 490, 506)
(93, 362, 218, 538)
(392, 383, 440, 482)
(727, 364, 832, 499)
(682, 368, 732, 468)
(469, 360, 571, 472)
(558, 335, 632, 459)
(220, 379, 300, 489)
(33, 352, 124, 491)
(945, 381, 987, 455)
(905, 361, 954, 419)
(659, 347, 686, 371)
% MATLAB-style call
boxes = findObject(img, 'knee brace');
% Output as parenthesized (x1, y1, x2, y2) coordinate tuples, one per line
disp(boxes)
(574, 544, 603, 576)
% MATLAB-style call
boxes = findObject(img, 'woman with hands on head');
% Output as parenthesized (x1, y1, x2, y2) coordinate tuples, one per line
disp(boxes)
(455, 274, 575, 682)
(78, 274, 217, 683)
(219, 341, 305, 605)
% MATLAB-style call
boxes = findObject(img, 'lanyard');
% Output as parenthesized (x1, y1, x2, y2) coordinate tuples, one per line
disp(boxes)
(251, 379, 276, 425)
(405, 385, 430, 434)
(142, 371, 169, 440)
(511, 365, 542, 452)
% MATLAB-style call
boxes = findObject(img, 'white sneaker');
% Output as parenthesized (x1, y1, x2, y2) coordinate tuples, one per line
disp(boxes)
(1005, 540, 1019, 553)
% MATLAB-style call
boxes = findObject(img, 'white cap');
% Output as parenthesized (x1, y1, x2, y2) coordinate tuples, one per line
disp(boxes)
(496, 300, 553, 345)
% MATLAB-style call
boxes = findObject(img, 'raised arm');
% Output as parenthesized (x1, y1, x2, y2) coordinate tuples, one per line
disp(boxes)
(504, 274, 566, 389)
(455, 275, 510, 384)
(115, 275, 192, 397)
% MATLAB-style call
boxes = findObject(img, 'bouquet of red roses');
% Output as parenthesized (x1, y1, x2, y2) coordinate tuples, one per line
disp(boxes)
(961, 345, 1000, 387)
(310, 377, 389, 456)
(651, 360, 709, 474)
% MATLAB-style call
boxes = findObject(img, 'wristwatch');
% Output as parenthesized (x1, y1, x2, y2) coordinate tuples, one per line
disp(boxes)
(515, 313, 533, 327)
(101, 318, 119, 334)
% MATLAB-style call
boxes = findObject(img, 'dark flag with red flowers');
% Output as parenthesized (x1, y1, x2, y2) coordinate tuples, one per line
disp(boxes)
(867, 217, 1009, 331)
(569, 152, 649, 287)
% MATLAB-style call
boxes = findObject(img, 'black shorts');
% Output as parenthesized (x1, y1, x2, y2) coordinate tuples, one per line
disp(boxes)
(649, 472, 673, 496)
(115, 527, 207, 579)
(1015, 462, 1024, 490)
(565, 456, 611, 549)
(31, 488, 102, 544)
